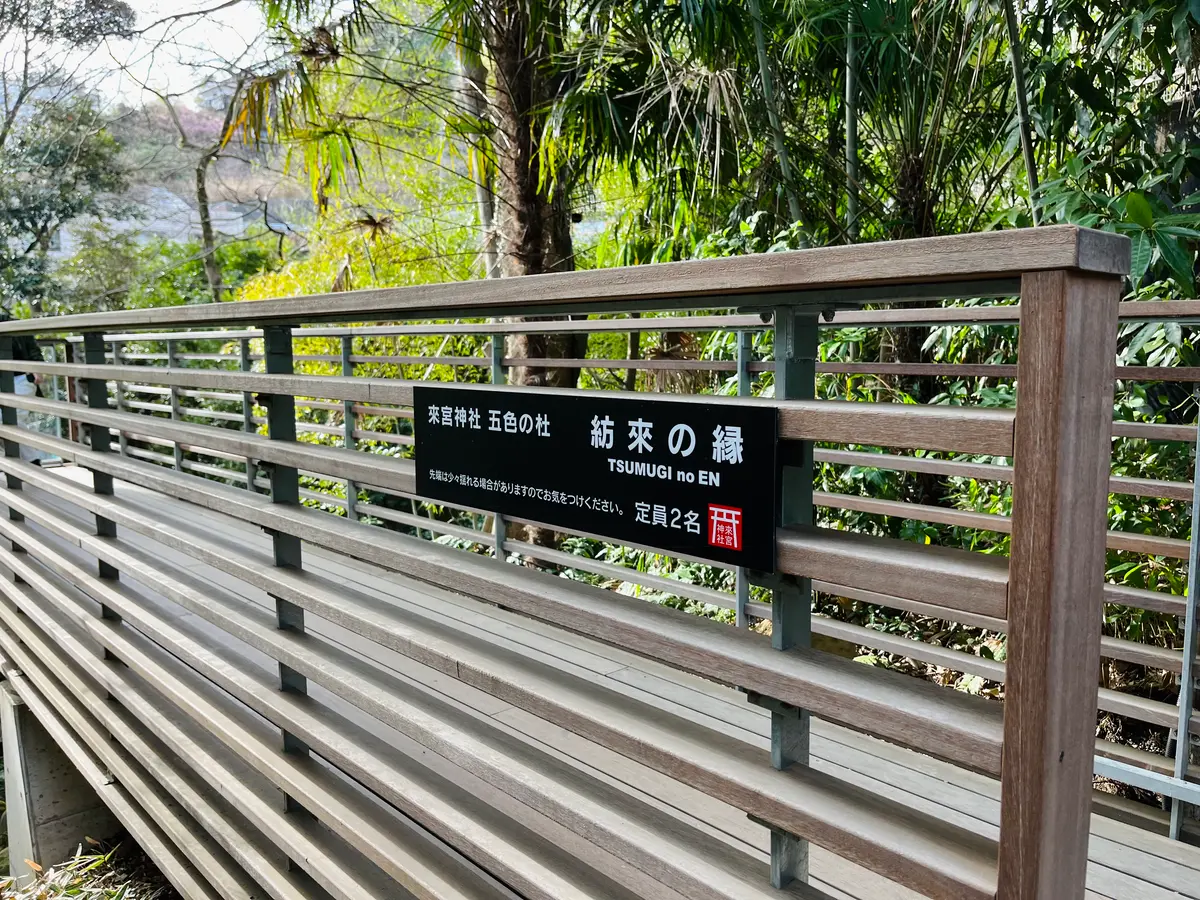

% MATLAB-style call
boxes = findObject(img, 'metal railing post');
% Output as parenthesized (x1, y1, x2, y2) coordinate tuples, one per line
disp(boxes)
(1171, 405, 1200, 840)
(759, 307, 816, 889)
(490, 333, 506, 560)
(261, 324, 312, 829)
(240, 338, 256, 491)
(341, 334, 357, 521)
(165, 338, 183, 470)
(0, 336, 26, 567)
(111, 340, 127, 457)
(82, 332, 121, 613)
(735, 329, 753, 628)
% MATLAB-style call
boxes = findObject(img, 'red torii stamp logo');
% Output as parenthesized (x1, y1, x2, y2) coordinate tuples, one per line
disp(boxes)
(707, 504, 743, 551)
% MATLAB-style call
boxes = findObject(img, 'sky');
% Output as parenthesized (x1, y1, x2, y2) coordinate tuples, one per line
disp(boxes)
(94, 0, 270, 103)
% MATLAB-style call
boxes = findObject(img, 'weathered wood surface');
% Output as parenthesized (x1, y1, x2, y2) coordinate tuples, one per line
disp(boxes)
(0, 359, 1018, 454)
(0, 226, 1127, 333)
(0, 449, 1005, 777)
(998, 270, 1122, 900)
(10, 467, 1200, 900)
(778, 525, 1009, 619)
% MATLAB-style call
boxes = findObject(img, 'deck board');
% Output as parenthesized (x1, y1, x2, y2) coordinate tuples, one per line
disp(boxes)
(37, 468, 1200, 899)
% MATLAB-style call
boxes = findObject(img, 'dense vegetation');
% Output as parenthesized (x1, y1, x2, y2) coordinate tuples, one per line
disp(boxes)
(0, 0, 1197, 760)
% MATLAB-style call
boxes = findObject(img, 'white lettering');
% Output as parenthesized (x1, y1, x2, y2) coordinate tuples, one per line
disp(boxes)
(668, 423, 695, 457)
(591, 415, 614, 449)
(712, 425, 744, 464)
(628, 418, 653, 454)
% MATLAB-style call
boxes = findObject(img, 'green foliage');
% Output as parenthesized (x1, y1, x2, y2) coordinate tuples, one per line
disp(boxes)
(0, 94, 128, 312)
(49, 230, 281, 317)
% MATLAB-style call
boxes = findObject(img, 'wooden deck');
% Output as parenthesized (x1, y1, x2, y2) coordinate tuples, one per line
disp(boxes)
(11, 464, 1197, 900)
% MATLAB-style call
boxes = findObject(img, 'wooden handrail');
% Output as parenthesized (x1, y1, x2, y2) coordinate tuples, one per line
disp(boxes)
(0, 226, 1125, 334)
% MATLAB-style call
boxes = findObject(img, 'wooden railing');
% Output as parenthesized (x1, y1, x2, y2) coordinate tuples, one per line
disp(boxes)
(0, 225, 1132, 900)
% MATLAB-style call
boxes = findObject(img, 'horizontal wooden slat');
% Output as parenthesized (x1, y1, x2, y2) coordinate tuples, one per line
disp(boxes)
(1103, 583, 1185, 617)
(3, 477, 992, 900)
(0, 392, 417, 495)
(815, 491, 1191, 559)
(1111, 421, 1196, 442)
(827, 298, 1198, 328)
(0, 225, 1124, 333)
(0, 443, 1007, 777)
(0, 358, 1019, 454)
(778, 524, 1009, 619)
(815, 448, 1193, 501)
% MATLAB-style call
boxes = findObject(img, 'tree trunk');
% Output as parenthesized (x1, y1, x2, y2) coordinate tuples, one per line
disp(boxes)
(195, 155, 223, 303)
(886, 156, 943, 505)
(458, 50, 500, 279)
(1002, 0, 1040, 224)
(194, 78, 244, 304)
(486, 0, 581, 548)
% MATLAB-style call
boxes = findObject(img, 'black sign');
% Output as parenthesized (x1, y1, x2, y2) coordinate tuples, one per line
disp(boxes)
(414, 386, 778, 571)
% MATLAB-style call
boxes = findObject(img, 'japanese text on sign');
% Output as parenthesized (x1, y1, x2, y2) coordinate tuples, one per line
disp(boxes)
(415, 386, 778, 571)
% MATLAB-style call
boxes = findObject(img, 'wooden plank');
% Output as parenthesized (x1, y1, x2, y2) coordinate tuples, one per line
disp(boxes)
(777, 525, 1009, 619)
(1103, 583, 1185, 617)
(776, 400, 1014, 455)
(0, 392, 419, 495)
(814, 491, 1191, 558)
(0, 472, 993, 899)
(815, 449, 1193, 503)
(0, 358, 1017, 454)
(813, 580, 1008, 631)
(1112, 421, 1197, 443)
(998, 269, 1122, 900)
(0, 538, 513, 900)
(0, 637, 289, 900)
(0, 226, 1126, 334)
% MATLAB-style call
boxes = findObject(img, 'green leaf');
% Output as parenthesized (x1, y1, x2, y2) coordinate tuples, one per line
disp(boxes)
(1154, 230, 1197, 290)
(1129, 231, 1152, 288)
(1125, 192, 1155, 229)
(1175, 6, 1194, 68)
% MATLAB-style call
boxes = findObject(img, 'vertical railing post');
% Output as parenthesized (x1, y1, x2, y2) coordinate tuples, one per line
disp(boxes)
(260, 325, 312, 830)
(998, 270, 1121, 900)
(756, 307, 817, 889)
(1170, 404, 1200, 839)
(67, 340, 81, 444)
(165, 338, 183, 470)
(0, 337, 26, 564)
(240, 338, 256, 491)
(735, 329, 753, 628)
(52, 341, 63, 440)
(490, 332, 506, 560)
(111, 340, 127, 457)
(341, 334, 357, 521)
(82, 332, 121, 612)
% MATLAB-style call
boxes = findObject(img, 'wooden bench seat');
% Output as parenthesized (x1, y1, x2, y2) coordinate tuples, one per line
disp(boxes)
(0, 474, 998, 900)
(0, 516, 859, 900)
(0, 449, 1006, 778)
(0, 652, 250, 900)
(0, 572, 424, 900)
